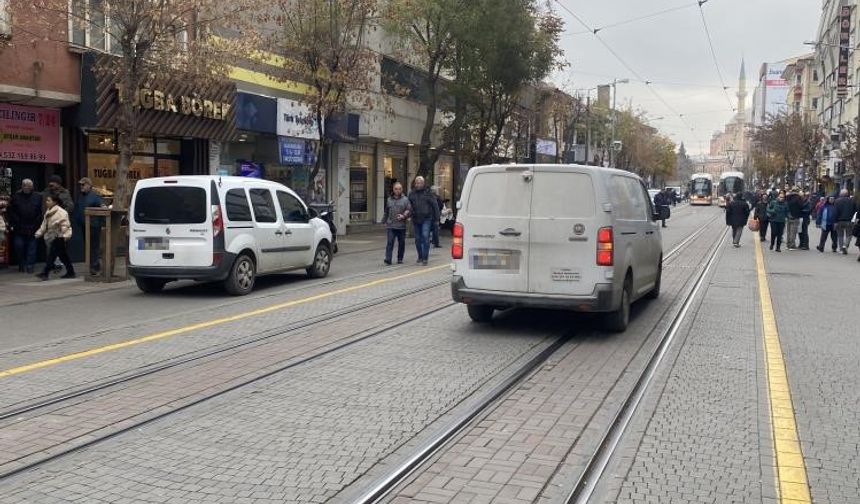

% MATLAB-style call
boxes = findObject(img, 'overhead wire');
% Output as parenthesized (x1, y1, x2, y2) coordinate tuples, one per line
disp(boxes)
(565, 2, 698, 36)
(553, 0, 704, 143)
(696, 0, 736, 112)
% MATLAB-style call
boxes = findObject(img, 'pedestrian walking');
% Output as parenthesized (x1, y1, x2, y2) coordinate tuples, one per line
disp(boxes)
(383, 182, 411, 266)
(430, 186, 444, 249)
(785, 188, 802, 249)
(73, 177, 105, 275)
(408, 176, 439, 266)
(34, 195, 75, 280)
(754, 190, 770, 242)
(726, 192, 750, 247)
(45, 175, 74, 213)
(7, 179, 42, 273)
(653, 189, 670, 228)
(767, 192, 789, 252)
(815, 196, 838, 253)
(834, 189, 856, 255)
(799, 191, 812, 250)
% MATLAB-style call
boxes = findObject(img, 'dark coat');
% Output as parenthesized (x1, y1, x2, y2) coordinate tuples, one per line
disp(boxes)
(8, 190, 43, 235)
(816, 202, 837, 228)
(726, 198, 751, 227)
(73, 190, 104, 228)
(767, 200, 789, 223)
(834, 196, 856, 222)
(408, 188, 440, 224)
(786, 193, 803, 219)
(754, 198, 770, 221)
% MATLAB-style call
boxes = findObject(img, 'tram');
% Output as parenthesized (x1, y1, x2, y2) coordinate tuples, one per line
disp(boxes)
(717, 171, 745, 207)
(689, 173, 714, 206)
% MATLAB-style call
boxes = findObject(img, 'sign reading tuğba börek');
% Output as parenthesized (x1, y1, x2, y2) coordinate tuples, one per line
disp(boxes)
(115, 84, 232, 121)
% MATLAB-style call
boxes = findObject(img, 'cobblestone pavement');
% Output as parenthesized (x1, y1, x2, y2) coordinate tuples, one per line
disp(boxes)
(596, 231, 773, 504)
(382, 209, 727, 504)
(762, 243, 860, 504)
(0, 305, 559, 503)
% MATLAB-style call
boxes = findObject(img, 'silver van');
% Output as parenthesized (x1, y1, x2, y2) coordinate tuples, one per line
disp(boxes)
(451, 164, 666, 332)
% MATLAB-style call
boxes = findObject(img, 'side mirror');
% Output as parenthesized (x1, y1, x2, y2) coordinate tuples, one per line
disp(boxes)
(308, 208, 319, 219)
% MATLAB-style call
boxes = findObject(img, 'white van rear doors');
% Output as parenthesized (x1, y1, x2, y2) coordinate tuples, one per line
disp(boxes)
(527, 169, 599, 296)
(129, 180, 213, 268)
(461, 167, 533, 292)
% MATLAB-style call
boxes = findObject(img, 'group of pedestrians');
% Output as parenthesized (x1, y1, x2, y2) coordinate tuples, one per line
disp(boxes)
(2, 176, 105, 279)
(731, 187, 860, 261)
(383, 176, 452, 266)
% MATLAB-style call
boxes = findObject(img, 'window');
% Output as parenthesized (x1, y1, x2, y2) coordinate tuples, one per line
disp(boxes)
(812, 97, 819, 110)
(249, 188, 277, 223)
(625, 178, 649, 220)
(225, 189, 252, 222)
(467, 172, 532, 218)
(531, 173, 595, 218)
(277, 191, 308, 223)
(133, 187, 206, 224)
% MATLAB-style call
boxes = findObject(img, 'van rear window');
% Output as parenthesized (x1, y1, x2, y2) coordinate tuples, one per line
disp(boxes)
(531, 173, 595, 218)
(467, 172, 532, 217)
(134, 187, 207, 224)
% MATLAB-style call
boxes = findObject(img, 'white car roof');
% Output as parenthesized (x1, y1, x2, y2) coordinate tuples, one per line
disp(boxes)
(134, 175, 303, 200)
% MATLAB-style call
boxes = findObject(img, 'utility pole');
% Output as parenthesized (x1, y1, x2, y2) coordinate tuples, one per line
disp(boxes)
(585, 95, 591, 165)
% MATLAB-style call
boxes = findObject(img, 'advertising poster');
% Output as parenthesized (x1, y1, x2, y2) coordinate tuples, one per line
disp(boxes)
(0, 104, 61, 164)
(238, 161, 263, 178)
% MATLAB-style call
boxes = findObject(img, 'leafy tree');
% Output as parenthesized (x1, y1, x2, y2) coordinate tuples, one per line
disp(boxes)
(752, 112, 822, 183)
(267, 0, 378, 194)
(25, 0, 254, 208)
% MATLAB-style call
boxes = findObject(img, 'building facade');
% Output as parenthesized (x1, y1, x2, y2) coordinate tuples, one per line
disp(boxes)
(710, 61, 750, 174)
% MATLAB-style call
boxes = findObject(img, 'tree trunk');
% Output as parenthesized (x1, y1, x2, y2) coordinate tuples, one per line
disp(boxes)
(418, 61, 441, 178)
(113, 76, 139, 211)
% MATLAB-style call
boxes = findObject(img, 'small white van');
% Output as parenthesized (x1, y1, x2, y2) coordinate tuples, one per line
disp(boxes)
(128, 176, 333, 295)
(451, 164, 666, 332)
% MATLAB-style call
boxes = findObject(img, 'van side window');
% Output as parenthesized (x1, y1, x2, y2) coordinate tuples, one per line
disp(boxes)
(625, 178, 649, 220)
(249, 188, 278, 223)
(225, 189, 252, 222)
(609, 176, 637, 220)
(277, 191, 308, 223)
(639, 182, 656, 217)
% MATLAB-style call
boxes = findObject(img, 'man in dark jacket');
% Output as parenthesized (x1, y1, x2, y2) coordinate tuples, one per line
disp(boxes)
(408, 176, 440, 266)
(726, 193, 751, 247)
(653, 189, 670, 228)
(754, 190, 770, 242)
(834, 189, 856, 254)
(799, 191, 813, 250)
(785, 188, 803, 249)
(73, 177, 105, 274)
(45, 175, 74, 213)
(7, 179, 42, 273)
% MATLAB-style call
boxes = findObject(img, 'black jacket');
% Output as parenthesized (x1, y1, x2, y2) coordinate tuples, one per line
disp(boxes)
(786, 193, 803, 219)
(408, 188, 440, 224)
(8, 190, 43, 235)
(834, 196, 856, 222)
(726, 198, 751, 227)
(754, 198, 769, 221)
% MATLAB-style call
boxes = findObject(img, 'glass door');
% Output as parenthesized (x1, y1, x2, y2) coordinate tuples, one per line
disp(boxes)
(349, 152, 373, 224)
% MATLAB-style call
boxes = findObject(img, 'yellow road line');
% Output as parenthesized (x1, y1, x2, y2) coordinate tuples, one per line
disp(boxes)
(0, 265, 449, 379)
(753, 239, 812, 504)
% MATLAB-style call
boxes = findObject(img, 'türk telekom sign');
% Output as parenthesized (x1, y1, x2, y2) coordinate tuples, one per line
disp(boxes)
(277, 98, 318, 139)
(0, 104, 61, 164)
(838, 5, 851, 98)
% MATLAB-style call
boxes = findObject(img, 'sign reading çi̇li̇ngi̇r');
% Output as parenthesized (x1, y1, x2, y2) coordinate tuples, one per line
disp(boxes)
(115, 84, 232, 121)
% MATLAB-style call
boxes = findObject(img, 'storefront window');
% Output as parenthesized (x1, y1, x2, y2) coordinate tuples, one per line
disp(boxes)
(157, 139, 181, 155)
(86, 133, 179, 198)
(350, 152, 374, 223)
(384, 156, 406, 197)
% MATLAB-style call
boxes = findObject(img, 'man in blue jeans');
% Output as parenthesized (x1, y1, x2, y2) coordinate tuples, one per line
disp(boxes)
(8, 179, 42, 273)
(383, 182, 411, 265)
(408, 176, 440, 266)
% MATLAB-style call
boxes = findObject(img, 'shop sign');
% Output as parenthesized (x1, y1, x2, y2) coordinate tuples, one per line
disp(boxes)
(0, 104, 60, 164)
(536, 138, 557, 157)
(277, 99, 318, 139)
(239, 161, 263, 178)
(117, 84, 231, 121)
(838, 5, 851, 98)
(279, 137, 305, 165)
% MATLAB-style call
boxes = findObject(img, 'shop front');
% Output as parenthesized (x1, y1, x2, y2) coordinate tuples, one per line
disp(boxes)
(0, 103, 65, 197)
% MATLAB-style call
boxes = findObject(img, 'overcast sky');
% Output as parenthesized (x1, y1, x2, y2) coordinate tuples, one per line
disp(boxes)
(550, 0, 823, 156)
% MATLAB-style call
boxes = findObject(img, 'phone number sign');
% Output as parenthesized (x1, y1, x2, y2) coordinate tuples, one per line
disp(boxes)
(0, 104, 60, 164)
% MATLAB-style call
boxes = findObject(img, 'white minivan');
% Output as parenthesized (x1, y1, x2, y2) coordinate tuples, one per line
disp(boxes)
(451, 164, 666, 332)
(128, 176, 333, 295)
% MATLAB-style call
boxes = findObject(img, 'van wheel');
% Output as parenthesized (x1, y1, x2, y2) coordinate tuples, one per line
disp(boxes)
(135, 277, 167, 294)
(645, 260, 662, 300)
(467, 305, 494, 323)
(604, 280, 631, 333)
(307, 243, 331, 279)
(224, 254, 255, 296)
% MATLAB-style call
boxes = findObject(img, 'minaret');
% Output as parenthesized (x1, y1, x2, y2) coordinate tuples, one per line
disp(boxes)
(736, 58, 747, 120)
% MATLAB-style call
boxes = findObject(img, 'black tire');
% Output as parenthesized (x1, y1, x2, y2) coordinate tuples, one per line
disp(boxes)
(135, 277, 167, 294)
(467, 305, 494, 323)
(604, 278, 631, 333)
(223, 254, 256, 296)
(306, 243, 332, 279)
(645, 259, 662, 300)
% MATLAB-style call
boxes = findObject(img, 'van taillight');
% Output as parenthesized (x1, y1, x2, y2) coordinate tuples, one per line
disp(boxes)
(452, 223, 464, 260)
(597, 226, 613, 266)
(211, 205, 224, 238)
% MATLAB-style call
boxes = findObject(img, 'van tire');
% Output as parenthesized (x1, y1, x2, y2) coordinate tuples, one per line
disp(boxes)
(307, 243, 332, 279)
(224, 254, 256, 296)
(135, 277, 167, 294)
(645, 260, 662, 300)
(467, 305, 495, 323)
(604, 280, 631, 333)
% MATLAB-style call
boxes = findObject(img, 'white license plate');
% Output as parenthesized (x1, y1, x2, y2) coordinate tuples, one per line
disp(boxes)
(138, 238, 169, 251)
(470, 249, 520, 270)
(551, 268, 581, 282)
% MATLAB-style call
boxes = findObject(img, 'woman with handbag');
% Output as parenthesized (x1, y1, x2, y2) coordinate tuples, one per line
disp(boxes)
(34, 195, 75, 280)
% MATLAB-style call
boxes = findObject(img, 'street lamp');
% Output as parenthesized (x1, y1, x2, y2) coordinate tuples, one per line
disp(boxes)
(609, 78, 630, 168)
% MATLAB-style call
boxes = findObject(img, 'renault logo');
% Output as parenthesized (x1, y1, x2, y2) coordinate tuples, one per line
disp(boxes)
(166, 227, 171, 235)
(573, 224, 586, 235)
